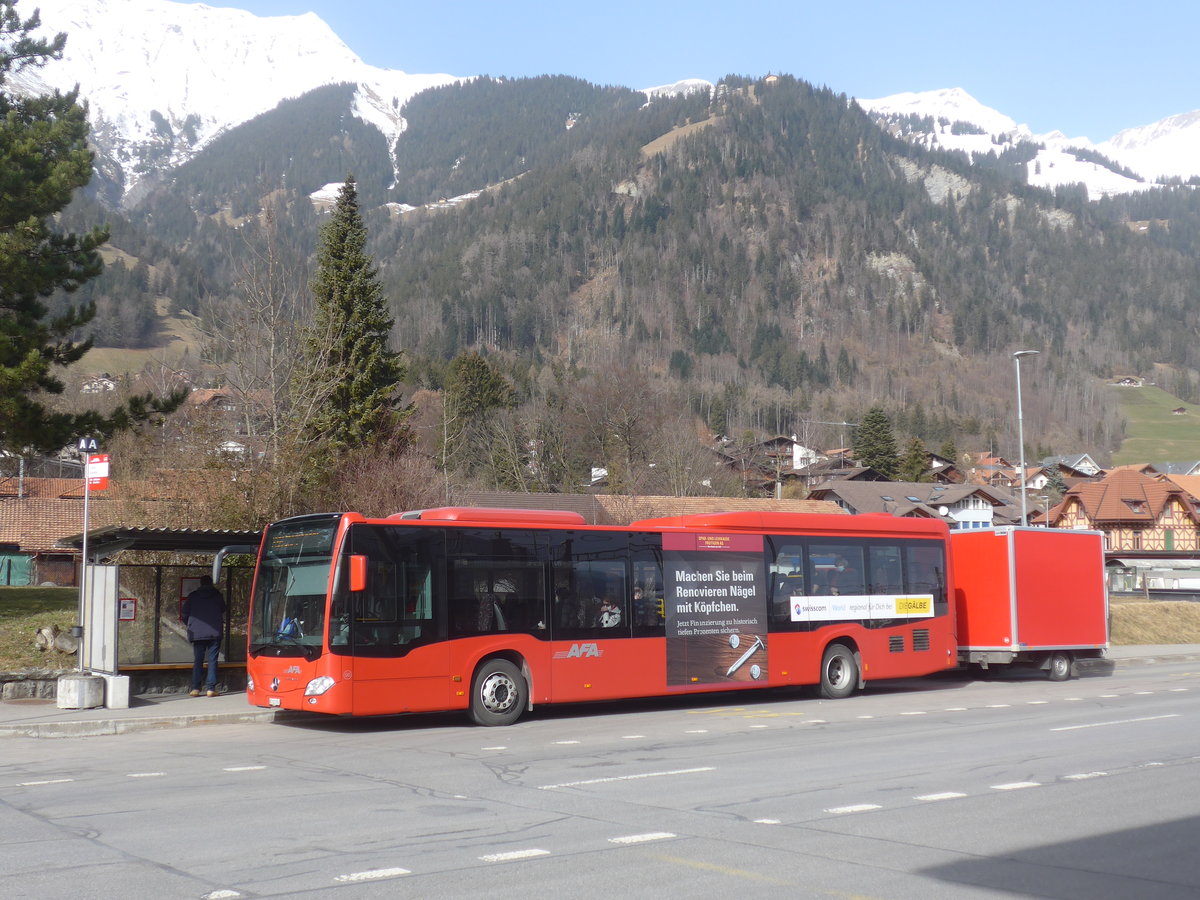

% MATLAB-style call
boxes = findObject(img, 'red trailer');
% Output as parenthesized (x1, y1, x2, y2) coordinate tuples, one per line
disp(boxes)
(950, 527, 1108, 680)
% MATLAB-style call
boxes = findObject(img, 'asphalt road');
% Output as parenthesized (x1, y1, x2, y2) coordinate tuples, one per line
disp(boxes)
(4, 662, 1200, 899)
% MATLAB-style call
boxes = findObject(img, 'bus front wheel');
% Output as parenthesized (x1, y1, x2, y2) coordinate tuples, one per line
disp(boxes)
(819, 643, 859, 699)
(470, 658, 526, 726)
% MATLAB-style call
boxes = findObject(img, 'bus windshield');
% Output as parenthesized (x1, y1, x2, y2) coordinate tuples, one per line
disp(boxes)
(249, 515, 341, 657)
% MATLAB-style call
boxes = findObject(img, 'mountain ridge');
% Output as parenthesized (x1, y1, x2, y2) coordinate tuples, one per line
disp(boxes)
(22, 0, 1200, 205)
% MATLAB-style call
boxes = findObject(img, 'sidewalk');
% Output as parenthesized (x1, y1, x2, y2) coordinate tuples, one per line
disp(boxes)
(2, 645, 1199, 739)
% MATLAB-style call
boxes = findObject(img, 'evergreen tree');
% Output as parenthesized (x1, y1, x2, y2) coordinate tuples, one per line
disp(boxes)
(445, 352, 515, 420)
(1044, 462, 1068, 501)
(294, 176, 406, 452)
(0, 3, 182, 454)
(899, 437, 929, 482)
(441, 351, 517, 481)
(853, 406, 900, 479)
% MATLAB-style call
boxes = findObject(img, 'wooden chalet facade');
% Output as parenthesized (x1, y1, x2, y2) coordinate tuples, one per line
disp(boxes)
(1048, 468, 1200, 552)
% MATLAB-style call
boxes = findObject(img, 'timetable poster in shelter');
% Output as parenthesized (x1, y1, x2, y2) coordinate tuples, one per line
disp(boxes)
(664, 532, 767, 688)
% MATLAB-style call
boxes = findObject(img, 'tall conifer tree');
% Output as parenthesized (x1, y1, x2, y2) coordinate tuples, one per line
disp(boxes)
(0, 3, 182, 454)
(295, 176, 405, 453)
(852, 406, 900, 479)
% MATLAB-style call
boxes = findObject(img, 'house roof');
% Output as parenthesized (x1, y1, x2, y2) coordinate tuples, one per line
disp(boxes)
(0, 477, 89, 500)
(1053, 468, 1200, 525)
(0, 498, 122, 553)
(808, 481, 1014, 517)
(1152, 461, 1200, 476)
(1162, 475, 1200, 502)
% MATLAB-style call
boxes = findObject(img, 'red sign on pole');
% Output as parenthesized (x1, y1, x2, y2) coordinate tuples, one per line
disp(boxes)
(87, 453, 110, 491)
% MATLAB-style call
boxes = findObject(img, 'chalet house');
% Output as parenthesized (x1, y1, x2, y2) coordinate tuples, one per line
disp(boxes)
(1047, 468, 1200, 552)
(924, 452, 963, 484)
(81, 375, 117, 394)
(793, 458, 887, 490)
(963, 453, 1017, 487)
(807, 481, 1014, 529)
(1042, 453, 1103, 477)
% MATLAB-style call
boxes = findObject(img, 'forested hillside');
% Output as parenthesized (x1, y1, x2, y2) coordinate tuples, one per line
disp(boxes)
(69, 73, 1200, 464)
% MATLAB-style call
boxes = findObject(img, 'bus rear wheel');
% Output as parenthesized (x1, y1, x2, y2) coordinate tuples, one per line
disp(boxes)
(470, 658, 526, 726)
(819, 643, 858, 699)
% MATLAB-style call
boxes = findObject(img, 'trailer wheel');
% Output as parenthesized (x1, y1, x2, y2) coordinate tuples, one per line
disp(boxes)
(1047, 651, 1073, 682)
(819, 643, 858, 699)
(469, 658, 526, 726)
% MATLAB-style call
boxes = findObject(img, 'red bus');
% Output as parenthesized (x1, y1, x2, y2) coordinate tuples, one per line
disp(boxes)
(240, 507, 956, 725)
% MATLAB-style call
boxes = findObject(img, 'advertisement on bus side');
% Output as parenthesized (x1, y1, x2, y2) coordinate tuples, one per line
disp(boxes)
(663, 532, 768, 688)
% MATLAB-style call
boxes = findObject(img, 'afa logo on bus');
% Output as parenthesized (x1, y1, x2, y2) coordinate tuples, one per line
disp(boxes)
(553, 643, 602, 659)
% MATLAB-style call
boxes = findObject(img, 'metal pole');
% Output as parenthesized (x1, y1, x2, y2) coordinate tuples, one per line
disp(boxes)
(78, 457, 90, 673)
(1013, 350, 1039, 526)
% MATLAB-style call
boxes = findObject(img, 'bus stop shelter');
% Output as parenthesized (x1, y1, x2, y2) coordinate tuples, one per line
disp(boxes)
(57, 526, 261, 706)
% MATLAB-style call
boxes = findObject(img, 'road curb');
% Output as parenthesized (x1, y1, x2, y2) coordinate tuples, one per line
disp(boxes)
(0, 708, 287, 739)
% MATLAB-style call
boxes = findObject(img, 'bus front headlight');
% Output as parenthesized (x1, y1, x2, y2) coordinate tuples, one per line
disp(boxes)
(305, 676, 335, 696)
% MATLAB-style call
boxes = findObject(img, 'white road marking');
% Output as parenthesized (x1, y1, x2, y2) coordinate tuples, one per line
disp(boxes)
(856, 715, 874, 719)
(480, 849, 550, 862)
(944, 707, 967, 711)
(805, 719, 827, 724)
(901, 711, 926, 716)
(333, 867, 410, 883)
(622, 735, 645, 740)
(1051, 714, 1180, 732)
(1027, 700, 1049, 704)
(481, 746, 506, 751)
(203, 891, 242, 899)
(609, 832, 676, 844)
(915, 792, 967, 802)
(126, 772, 165, 778)
(17, 779, 73, 786)
(538, 767, 715, 790)
(1134, 691, 1153, 695)
(554, 740, 580, 745)
(754, 818, 781, 824)
(991, 782, 1040, 791)
(750, 724, 769, 729)
(987, 704, 1011, 708)
(1063, 772, 1108, 780)
(826, 804, 882, 814)
(223, 766, 266, 772)
(1100, 694, 1119, 698)
(685, 729, 708, 733)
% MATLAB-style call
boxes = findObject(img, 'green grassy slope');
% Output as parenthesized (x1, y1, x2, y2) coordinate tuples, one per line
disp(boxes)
(1111, 384, 1200, 465)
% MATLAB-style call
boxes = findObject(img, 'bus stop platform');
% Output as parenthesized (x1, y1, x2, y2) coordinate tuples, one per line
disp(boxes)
(2, 645, 1200, 739)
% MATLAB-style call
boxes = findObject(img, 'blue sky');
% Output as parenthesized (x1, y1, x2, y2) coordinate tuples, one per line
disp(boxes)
(231, 1, 1197, 141)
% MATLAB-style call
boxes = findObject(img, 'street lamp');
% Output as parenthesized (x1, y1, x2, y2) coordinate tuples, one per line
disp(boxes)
(1013, 350, 1040, 525)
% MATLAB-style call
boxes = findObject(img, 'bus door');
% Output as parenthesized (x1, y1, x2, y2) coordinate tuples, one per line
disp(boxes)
(549, 532, 639, 702)
(340, 525, 449, 716)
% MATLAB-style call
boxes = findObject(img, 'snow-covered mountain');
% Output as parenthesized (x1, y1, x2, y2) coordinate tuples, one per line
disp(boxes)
(857, 87, 1200, 197)
(13, 0, 1200, 204)
(19, 0, 462, 202)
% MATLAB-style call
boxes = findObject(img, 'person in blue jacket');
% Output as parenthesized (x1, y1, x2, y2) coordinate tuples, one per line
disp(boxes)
(182, 574, 226, 697)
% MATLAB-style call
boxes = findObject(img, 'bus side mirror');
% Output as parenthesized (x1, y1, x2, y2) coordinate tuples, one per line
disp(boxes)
(349, 554, 367, 593)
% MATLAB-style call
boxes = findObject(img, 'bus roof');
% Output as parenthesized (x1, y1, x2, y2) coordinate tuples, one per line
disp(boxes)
(630, 509, 949, 537)
(390, 507, 588, 527)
